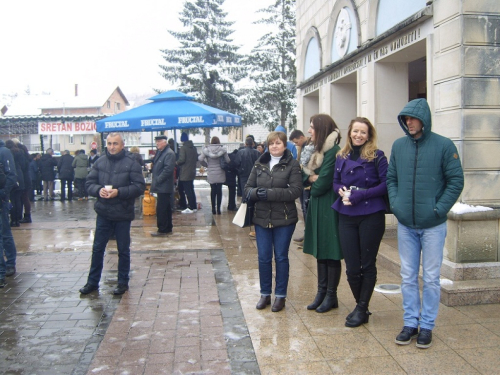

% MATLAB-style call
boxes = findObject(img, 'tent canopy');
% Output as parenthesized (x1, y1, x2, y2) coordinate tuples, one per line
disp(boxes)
(96, 90, 242, 132)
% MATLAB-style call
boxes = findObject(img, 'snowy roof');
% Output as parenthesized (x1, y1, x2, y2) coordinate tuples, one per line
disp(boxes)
(4, 94, 54, 116)
(5, 85, 129, 116)
(40, 86, 129, 109)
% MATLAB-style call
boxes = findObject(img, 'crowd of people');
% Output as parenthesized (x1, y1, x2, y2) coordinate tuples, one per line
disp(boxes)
(0, 98, 465, 349)
(244, 98, 464, 350)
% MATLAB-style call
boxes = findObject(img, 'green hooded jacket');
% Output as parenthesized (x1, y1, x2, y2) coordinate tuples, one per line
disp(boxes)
(386, 99, 464, 229)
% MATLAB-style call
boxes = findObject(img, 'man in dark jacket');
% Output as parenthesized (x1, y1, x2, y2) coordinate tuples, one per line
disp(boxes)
(388, 98, 464, 349)
(40, 148, 58, 201)
(150, 135, 176, 236)
(0, 140, 18, 287)
(235, 137, 260, 197)
(176, 132, 198, 213)
(79, 133, 145, 295)
(57, 150, 74, 201)
(88, 149, 99, 169)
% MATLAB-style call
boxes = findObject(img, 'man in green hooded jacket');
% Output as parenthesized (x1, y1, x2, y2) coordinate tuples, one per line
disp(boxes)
(387, 98, 463, 349)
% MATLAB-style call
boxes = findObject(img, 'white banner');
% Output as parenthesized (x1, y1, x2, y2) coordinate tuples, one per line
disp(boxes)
(38, 121, 97, 135)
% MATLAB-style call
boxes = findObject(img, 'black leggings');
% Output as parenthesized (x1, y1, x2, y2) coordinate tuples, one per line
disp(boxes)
(317, 259, 341, 268)
(210, 183, 223, 212)
(338, 211, 386, 283)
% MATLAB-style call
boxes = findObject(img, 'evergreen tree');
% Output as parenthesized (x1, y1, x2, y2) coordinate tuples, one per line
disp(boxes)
(159, 0, 244, 142)
(242, 0, 297, 132)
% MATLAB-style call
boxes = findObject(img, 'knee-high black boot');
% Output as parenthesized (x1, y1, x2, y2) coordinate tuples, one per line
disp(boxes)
(316, 262, 341, 313)
(307, 261, 328, 310)
(216, 186, 222, 214)
(210, 185, 216, 214)
(346, 275, 362, 320)
(345, 277, 376, 327)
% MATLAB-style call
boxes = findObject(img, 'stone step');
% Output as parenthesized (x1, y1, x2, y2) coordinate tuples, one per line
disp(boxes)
(440, 278, 500, 306)
(377, 237, 500, 306)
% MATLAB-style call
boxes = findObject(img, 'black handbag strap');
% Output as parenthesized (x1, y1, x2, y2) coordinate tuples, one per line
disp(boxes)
(244, 188, 254, 204)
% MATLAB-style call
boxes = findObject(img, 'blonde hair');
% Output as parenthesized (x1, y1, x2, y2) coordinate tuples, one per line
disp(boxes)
(130, 146, 140, 153)
(338, 117, 378, 161)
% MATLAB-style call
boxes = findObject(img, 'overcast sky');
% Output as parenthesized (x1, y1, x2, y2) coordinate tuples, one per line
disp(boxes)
(0, 0, 271, 100)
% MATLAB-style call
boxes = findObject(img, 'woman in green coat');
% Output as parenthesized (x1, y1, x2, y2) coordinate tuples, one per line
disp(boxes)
(302, 114, 343, 313)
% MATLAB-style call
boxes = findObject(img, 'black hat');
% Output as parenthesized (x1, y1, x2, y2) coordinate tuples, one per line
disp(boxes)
(154, 135, 167, 141)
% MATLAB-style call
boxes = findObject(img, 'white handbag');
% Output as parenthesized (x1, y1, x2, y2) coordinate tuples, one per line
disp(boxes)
(232, 188, 254, 228)
(232, 202, 249, 228)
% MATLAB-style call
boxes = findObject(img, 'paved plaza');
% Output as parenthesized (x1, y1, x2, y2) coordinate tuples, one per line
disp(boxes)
(1, 184, 500, 374)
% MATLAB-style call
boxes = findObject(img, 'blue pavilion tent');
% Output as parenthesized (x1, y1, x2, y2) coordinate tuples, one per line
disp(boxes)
(96, 90, 242, 132)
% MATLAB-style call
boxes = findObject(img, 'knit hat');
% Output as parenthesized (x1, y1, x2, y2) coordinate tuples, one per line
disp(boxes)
(180, 132, 188, 142)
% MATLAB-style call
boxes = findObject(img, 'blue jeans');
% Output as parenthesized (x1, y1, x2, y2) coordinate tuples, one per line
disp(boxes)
(2, 201, 17, 271)
(398, 222, 447, 330)
(255, 223, 296, 298)
(86, 215, 132, 286)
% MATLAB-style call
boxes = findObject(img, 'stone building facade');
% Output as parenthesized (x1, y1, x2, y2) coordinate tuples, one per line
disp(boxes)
(295, 0, 500, 305)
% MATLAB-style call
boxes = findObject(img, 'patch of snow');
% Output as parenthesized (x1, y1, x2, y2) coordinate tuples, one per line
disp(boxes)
(451, 202, 493, 214)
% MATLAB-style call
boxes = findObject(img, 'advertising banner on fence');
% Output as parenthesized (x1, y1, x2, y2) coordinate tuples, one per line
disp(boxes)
(38, 121, 97, 135)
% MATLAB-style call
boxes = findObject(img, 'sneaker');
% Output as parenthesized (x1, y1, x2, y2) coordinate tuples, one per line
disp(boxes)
(395, 326, 419, 345)
(416, 328, 432, 349)
(293, 236, 304, 243)
(0, 278, 5, 288)
(249, 231, 256, 238)
(181, 208, 196, 214)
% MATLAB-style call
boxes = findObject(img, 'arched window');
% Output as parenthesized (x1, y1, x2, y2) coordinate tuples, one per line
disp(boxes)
(304, 37, 321, 80)
(376, 0, 427, 36)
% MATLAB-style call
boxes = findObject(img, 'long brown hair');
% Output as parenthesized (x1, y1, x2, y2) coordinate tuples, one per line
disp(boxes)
(309, 114, 341, 152)
(338, 117, 378, 161)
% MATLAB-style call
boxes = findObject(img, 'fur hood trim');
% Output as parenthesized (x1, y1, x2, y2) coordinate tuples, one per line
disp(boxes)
(303, 130, 339, 176)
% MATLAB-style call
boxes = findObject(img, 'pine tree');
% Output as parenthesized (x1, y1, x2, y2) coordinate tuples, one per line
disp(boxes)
(159, 0, 244, 142)
(242, 0, 297, 132)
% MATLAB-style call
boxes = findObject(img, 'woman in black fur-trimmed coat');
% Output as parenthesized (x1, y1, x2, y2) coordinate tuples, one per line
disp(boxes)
(244, 131, 302, 313)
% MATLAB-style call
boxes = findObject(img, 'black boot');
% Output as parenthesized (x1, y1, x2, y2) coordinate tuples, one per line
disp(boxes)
(19, 214, 32, 223)
(346, 275, 362, 320)
(307, 261, 328, 310)
(345, 277, 376, 327)
(217, 192, 222, 214)
(316, 263, 341, 313)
